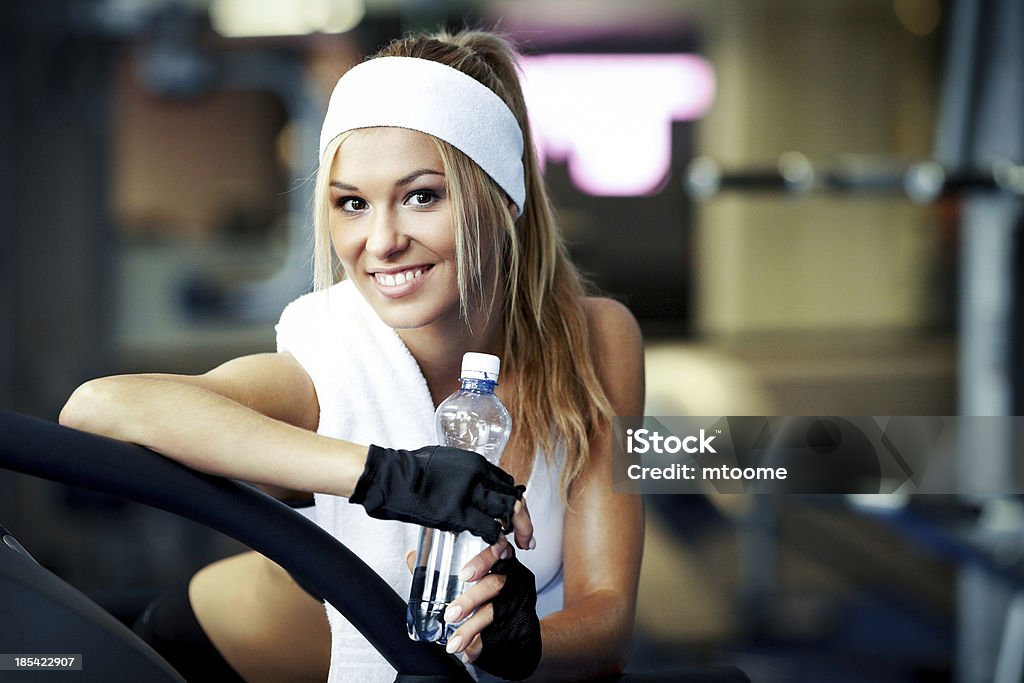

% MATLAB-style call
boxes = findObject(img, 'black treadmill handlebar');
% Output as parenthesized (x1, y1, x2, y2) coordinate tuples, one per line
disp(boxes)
(0, 409, 470, 681)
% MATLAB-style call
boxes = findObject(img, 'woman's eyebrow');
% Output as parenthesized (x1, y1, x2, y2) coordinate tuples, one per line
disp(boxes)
(329, 169, 444, 193)
(395, 169, 444, 187)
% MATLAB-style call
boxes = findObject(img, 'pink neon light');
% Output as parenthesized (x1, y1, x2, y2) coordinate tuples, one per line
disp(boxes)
(519, 54, 715, 196)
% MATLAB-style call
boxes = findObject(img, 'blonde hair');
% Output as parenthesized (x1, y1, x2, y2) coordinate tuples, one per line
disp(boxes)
(313, 30, 612, 499)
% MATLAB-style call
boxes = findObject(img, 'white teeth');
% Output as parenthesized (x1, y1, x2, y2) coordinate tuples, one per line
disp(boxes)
(375, 269, 424, 287)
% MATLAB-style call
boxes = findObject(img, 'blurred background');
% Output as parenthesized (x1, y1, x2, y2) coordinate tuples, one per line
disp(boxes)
(1, 0, 1022, 681)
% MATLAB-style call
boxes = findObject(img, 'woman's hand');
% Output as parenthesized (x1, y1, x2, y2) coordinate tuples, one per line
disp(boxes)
(350, 444, 533, 545)
(443, 540, 542, 680)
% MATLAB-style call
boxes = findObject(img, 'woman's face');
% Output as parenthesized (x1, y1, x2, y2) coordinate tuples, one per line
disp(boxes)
(329, 127, 461, 331)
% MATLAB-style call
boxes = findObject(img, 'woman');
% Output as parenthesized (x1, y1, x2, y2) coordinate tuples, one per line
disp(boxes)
(61, 29, 644, 682)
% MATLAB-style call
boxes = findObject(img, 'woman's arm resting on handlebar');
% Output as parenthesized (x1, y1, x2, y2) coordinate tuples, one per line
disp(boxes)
(59, 353, 534, 547)
(58, 352, 368, 497)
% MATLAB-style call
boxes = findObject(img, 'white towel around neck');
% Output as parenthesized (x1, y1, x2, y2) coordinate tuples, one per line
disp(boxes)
(276, 279, 565, 683)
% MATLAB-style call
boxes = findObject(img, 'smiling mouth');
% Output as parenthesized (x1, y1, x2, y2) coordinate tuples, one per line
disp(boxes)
(373, 267, 428, 287)
(369, 265, 434, 297)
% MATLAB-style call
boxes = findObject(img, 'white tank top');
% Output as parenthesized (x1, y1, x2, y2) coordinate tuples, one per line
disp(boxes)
(276, 280, 565, 683)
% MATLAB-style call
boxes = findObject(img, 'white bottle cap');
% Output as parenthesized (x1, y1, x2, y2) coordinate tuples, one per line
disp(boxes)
(461, 352, 500, 382)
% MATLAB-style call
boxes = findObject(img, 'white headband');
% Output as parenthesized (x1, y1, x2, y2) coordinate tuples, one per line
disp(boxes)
(319, 56, 526, 217)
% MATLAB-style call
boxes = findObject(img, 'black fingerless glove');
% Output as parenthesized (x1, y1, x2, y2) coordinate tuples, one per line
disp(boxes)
(349, 444, 524, 544)
(473, 556, 542, 681)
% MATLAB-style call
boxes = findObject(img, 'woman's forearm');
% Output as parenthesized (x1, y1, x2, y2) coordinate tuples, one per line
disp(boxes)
(528, 590, 634, 682)
(60, 375, 367, 497)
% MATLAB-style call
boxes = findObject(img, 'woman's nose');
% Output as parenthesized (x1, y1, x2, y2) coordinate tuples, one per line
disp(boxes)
(364, 209, 409, 260)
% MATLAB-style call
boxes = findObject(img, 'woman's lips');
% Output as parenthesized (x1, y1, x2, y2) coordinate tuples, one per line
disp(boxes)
(369, 265, 432, 298)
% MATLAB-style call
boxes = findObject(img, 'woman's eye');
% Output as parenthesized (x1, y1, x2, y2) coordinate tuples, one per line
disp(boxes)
(335, 197, 367, 213)
(405, 190, 441, 207)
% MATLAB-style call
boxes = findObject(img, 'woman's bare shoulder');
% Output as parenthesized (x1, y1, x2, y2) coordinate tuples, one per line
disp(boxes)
(581, 296, 643, 355)
(580, 297, 644, 413)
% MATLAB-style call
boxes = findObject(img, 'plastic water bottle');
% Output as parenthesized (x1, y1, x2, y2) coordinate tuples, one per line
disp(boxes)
(407, 352, 512, 644)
